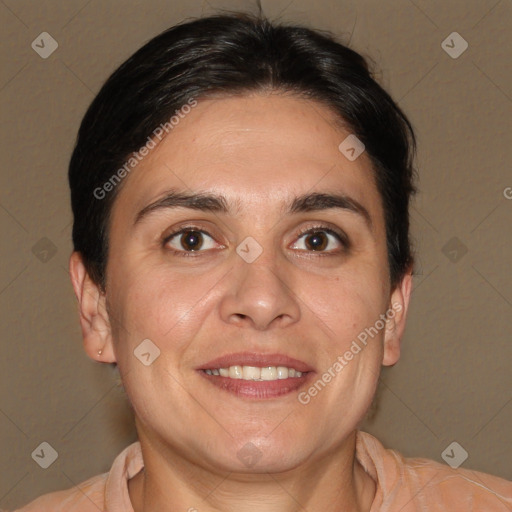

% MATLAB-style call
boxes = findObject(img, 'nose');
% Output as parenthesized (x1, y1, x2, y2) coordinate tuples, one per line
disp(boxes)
(218, 250, 301, 331)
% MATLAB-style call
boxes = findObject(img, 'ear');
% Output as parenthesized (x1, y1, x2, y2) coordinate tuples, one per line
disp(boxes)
(69, 252, 116, 363)
(382, 269, 413, 367)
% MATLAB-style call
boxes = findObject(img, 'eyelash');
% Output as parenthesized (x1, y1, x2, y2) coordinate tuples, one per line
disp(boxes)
(161, 224, 349, 258)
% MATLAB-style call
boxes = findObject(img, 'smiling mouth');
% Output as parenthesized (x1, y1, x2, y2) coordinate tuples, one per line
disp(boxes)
(197, 365, 313, 399)
(202, 365, 307, 380)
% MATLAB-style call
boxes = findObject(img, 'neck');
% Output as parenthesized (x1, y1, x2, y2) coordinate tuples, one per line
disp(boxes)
(128, 429, 375, 512)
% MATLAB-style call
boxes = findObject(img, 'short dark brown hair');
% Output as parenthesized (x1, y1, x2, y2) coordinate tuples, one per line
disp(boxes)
(69, 11, 417, 290)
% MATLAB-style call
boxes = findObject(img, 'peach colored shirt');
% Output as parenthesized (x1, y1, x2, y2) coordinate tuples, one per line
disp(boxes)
(13, 431, 512, 511)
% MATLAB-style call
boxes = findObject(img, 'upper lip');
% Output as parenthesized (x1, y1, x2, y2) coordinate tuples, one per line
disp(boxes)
(197, 352, 315, 373)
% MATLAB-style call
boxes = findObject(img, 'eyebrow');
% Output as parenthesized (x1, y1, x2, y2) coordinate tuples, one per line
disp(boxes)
(134, 189, 372, 231)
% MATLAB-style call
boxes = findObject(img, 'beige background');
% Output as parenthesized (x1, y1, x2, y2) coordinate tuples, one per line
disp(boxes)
(1, 0, 511, 508)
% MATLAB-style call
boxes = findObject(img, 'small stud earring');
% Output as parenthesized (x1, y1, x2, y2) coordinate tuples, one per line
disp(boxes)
(98, 349, 103, 356)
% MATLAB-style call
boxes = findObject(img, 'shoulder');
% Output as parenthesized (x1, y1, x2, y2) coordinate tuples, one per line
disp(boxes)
(12, 441, 142, 512)
(404, 455, 512, 509)
(12, 473, 107, 512)
(356, 431, 512, 510)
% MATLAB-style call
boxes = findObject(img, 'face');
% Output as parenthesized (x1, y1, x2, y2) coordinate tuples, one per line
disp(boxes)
(72, 93, 411, 473)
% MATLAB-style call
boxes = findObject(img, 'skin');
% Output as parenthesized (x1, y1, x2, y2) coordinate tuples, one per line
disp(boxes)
(70, 92, 412, 512)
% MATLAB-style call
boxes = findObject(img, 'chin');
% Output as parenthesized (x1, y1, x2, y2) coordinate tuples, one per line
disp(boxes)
(223, 432, 312, 473)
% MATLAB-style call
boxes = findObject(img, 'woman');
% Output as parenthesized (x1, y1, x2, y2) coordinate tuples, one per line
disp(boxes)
(16, 10, 512, 512)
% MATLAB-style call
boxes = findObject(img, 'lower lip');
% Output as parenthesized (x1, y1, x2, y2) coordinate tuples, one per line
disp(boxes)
(198, 370, 314, 399)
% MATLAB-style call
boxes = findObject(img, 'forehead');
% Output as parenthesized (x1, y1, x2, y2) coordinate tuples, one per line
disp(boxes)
(111, 93, 384, 228)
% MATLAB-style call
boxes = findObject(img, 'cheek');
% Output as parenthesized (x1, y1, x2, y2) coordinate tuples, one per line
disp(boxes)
(108, 264, 221, 360)
(302, 264, 387, 349)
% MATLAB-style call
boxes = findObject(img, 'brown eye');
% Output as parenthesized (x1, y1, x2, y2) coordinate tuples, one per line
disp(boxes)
(164, 228, 218, 253)
(180, 230, 204, 251)
(291, 227, 347, 253)
(304, 232, 328, 251)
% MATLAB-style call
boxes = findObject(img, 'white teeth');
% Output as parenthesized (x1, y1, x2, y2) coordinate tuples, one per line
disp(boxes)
(204, 365, 306, 380)
(260, 366, 277, 381)
(243, 366, 261, 380)
(229, 365, 243, 379)
(277, 366, 289, 379)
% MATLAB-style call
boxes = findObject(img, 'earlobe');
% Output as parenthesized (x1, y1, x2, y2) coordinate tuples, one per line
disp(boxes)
(382, 270, 413, 366)
(69, 252, 116, 363)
